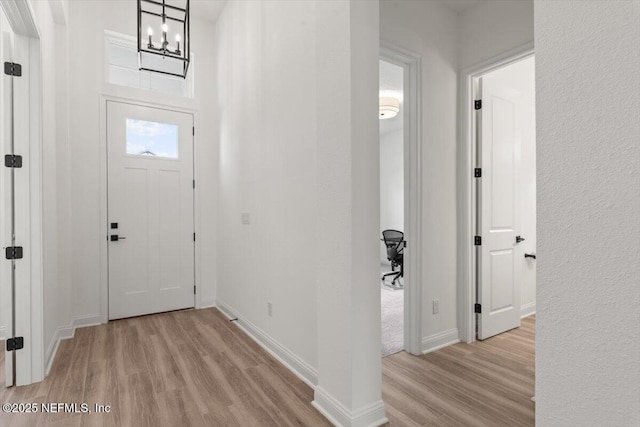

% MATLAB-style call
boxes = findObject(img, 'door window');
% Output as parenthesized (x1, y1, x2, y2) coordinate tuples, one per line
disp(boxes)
(125, 118, 179, 159)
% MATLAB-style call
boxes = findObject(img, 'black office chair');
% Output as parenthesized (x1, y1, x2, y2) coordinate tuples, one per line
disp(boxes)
(381, 229, 404, 287)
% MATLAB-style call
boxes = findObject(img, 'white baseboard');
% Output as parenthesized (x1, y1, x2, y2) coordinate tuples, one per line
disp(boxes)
(521, 302, 536, 318)
(45, 314, 102, 375)
(422, 328, 460, 354)
(312, 387, 388, 427)
(216, 298, 318, 389)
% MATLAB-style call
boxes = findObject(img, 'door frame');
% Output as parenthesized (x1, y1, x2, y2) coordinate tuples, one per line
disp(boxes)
(0, 0, 44, 385)
(99, 96, 200, 324)
(458, 42, 534, 344)
(380, 42, 422, 355)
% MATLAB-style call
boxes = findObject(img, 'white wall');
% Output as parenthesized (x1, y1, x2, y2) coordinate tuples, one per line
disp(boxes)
(379, 128, 403, 265)
(215, 1, 385, 424)
(63, 0, 218, 326)
(29, 0, 74, 372)
(213, 0, 319, 370)
(458, 0, 534, 70)
(380, 0, 459, 348)
(535, 1, 640, 425)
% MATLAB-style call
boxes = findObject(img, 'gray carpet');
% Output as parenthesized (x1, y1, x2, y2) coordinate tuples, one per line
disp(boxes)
(381, 285, 404, 356)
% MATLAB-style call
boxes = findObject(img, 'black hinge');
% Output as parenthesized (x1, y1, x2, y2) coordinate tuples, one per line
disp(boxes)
(192, 179, 195, 189)
(474, 168, 481, 178)
(192, 127, 195, 136)
(4, 154, 22, 168)
(474, 99, 482, 110)
(193, 232, 196, 242)
(474, 303, 482, 314)
(6, 337, 24, 351)
(474, 236, 481, 246)
(5, 246, 23, 259)
(4, 62, 22, 76)
(193, 285, 196, 295)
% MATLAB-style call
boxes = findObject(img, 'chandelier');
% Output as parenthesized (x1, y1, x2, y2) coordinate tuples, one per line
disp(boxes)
(138, 0, 190, 78)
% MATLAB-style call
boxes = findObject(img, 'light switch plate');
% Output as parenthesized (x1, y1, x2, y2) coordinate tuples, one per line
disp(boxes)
(241, 212, 250, 225)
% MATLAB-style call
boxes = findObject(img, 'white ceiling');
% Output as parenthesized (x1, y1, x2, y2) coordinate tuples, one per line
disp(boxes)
(379, 60, 404, 135)
(188, 1, 481, 27)
(190, 0, 228, 23)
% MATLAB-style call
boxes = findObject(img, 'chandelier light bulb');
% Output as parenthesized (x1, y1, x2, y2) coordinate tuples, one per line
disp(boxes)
(162, 23, 168, 33)
(147, 27, 153, 36)
(175, 34, 181, 42)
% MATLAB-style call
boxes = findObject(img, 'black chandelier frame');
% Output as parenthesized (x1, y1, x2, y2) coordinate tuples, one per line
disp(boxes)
(137, 0, 190, 78)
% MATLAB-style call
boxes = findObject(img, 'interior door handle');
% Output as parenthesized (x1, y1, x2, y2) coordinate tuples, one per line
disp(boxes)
(515, 235, 525, 243)
(110, 235, 126, 241)
(525, 253, 536, 259)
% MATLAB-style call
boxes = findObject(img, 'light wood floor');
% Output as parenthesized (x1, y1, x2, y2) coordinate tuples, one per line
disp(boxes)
(0, 308, 332, 427)
(382, 316, 535, 427)
(0, 309, 534, 427)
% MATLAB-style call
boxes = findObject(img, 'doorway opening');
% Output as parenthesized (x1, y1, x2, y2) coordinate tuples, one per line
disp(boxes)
(465, 52, 536, 342)
(378, 43, 422, 357)
(379, 59, 405, 356)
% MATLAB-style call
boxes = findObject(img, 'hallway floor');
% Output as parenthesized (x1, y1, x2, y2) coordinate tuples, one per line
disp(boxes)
(382, 316, 535, 426)
(0, 310, 534, 426)
(0, 308, 331, 427)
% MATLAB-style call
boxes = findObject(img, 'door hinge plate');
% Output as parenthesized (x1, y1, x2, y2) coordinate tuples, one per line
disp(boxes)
(4, 154, 22, 168)
(5, 246, 23, 259)
(4, 62, 22, 76)
(193, 232, 196, 242)
(474, 303, 482, 314)
(193, 285, 196, 295)
(6, 337, 24, 351)
(474, 168, 481, 178)
(474, 99, 482, 110)
(474, 236, 481, 246)
(192, 127, 195, 136)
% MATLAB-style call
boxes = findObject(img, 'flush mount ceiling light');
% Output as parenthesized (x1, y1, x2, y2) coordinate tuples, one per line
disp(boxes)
(138, 0, 190, 78)
(379, 97, 400, 120)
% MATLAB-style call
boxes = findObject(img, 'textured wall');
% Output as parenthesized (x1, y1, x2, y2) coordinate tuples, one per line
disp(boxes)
(535, 1, 640, 425)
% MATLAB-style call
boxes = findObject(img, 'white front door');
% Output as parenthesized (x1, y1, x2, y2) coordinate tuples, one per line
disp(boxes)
(107, 101, 194, 320)
(477, 67, 525, 340)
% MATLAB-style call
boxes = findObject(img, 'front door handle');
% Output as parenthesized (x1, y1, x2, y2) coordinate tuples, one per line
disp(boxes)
(515, 235, 525, 244)
(110, 235, 126, 242)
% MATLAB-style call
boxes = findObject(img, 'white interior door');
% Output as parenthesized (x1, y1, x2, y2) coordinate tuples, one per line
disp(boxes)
(107, 101, 194, 320)
(0, 5, 14, 386)
(477, 69, 524, 340)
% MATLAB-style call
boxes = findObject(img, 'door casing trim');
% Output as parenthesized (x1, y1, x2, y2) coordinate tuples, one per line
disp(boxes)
(380, 42, 422, 355)
(458, 42, 534, 344)
(99, 96, 200, 324)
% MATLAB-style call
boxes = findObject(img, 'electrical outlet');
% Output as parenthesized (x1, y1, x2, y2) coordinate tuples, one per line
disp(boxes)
(432, 299, 439, 314)
(268, 301, 273, 317)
